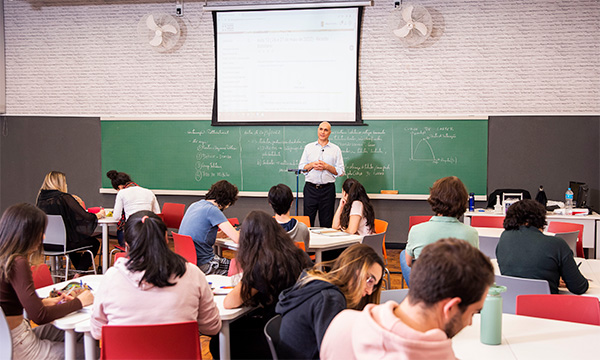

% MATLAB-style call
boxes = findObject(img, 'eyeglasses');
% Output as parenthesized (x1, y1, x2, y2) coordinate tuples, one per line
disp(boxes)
(366, 274, 378, 291)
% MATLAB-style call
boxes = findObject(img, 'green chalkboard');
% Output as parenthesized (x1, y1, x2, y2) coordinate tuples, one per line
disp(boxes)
(101, 120, 488, 195)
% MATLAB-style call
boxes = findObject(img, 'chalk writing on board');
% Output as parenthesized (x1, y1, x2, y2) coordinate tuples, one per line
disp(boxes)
(407, 127, 459, 164)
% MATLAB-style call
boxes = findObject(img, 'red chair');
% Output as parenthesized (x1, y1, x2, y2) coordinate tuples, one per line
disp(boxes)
(100, 321, 202, 360)
(161, 203, 186, 230)
(547, 222, 584, 257)
(112, 251, 127, 265)
(31, 264, 54, 289)
(516, 294, 600, 326)
(471, 216, 505, 228)
(228, 218, 240, 227)
(409, 215, 432, 229)
(227, 257, 242, 277)
(172, 232, 197, 265)
(374, 219, 389, 261)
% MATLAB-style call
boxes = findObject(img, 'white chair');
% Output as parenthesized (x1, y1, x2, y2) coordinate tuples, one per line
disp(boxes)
(0, 307, 12, 359)
(380, 289, 409, 304)
(554, 230, 579, 256)
(361, 232, 391, 290)
(43, 215, 96, 280)
(494, 274, 550, 314)
(479, 236, 500, 259)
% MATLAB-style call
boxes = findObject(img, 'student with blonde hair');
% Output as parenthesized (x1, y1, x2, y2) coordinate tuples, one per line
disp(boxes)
(36, 171, 104, 271)
(275, 244, 384, 359)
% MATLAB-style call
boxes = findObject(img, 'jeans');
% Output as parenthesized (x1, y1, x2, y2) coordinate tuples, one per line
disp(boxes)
(399, 249, 412, 287)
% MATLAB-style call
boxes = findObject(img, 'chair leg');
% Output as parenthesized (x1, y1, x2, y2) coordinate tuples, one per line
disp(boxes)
(65, 255, 71, 280)
(84, 250, 97, 275)
(384, 267, 391, 290)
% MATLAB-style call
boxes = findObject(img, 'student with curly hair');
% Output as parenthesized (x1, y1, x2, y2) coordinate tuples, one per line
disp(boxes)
(276, 244, 384, 359)
(332, 178, 375, 235)
(401, 176, 478, 286)
(179, 180, 239, 275)
(211, 210, 312, 359)
(496, 199, 588, 294)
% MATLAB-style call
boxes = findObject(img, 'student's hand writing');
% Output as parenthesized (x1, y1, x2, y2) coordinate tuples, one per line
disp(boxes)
(96, 209, 106, 219)
(43, 294, 69, 306)
(76, 290, 94, 307)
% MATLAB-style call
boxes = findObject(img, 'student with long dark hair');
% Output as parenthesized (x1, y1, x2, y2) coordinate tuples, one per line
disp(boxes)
(36, 171, 103, 271)
(90, 211, 221, 340)
(0, 203, 94, 359)
(332, 178, 375, 235)
(276, 244, 384, 359)
(106, 170, 160, 247)
(211, 210, 312, 359)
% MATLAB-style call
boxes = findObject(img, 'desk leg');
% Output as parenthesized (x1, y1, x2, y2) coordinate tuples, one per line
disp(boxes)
(64, 329, 76, 360)
(215, 244, 223, 257)
(83, 332, 98, 360)
(219, 321, 231, 360)
(101, 223, 109, 274)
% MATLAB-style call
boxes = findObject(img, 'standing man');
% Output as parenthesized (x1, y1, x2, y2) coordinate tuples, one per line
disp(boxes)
(299, 121, 345, 227)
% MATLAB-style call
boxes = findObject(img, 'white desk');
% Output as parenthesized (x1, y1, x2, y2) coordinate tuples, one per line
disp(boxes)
(465, 211, 600, 258)
(38, 274, 250, 360)
(453, 313, 600, 359)
(214, 229, 363, 264)
(35, 275, 103, 360)
(96, 216, 118, 274)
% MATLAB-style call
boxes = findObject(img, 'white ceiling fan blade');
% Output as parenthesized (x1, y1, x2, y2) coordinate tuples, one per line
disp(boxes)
(161, 24, 178, 34)
(413, 22, 428, 36)
(401, 5, 414, 23)
(146, 14, 159, 31)
(393, 24, 412, 38)
(149, 32, 163, 46)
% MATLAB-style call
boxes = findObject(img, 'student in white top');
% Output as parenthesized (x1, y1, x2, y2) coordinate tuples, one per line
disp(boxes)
(332, 178, 375, 236)
(106, 170, 161, 246)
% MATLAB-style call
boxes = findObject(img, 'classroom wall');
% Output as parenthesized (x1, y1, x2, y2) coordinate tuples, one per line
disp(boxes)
(3, 0, 599, 115)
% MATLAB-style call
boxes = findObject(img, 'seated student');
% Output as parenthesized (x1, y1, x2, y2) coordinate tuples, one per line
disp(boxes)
(332, 178, 375, 235)
(321, 238, 495, 360)
(211, 210, 312, 359)
(268, 183, 310, 247)
(90, 211, 221, 339)
(276, 244, 384, 359)
(106, 170, 161, 247)
(179, 180, 239, 275)
(401, 176, 478, 285)
(36, 171, 104, 271)
(496, 199, 588, 294)
(0, 203, 94, 359)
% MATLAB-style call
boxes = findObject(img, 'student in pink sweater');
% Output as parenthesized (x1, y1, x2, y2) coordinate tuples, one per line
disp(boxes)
(321, 238, 495, 360)
(90, 211, 221, 340)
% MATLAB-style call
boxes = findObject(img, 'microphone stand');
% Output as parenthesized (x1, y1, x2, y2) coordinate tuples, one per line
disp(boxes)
(288, 169, 308, 215)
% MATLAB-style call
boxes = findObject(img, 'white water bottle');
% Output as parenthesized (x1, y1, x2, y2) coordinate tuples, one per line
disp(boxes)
(565, 188, 574, 215)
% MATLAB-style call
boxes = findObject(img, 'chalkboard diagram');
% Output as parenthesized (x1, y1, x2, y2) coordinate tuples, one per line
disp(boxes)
(408, 127, 458, 165)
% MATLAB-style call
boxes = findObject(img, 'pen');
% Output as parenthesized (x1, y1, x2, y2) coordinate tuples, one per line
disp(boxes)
(577, 262, 582, 268)
(220, 286, 235, 289)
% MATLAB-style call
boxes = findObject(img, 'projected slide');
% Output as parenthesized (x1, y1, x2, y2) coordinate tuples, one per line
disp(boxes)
(215, 7, 360, 124)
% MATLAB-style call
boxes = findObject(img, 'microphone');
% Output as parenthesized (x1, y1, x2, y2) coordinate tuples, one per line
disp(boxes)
(322, 149, 324, 152)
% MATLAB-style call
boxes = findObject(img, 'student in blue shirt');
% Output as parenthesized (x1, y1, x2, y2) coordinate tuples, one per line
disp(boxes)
(178, 180, 239, 275)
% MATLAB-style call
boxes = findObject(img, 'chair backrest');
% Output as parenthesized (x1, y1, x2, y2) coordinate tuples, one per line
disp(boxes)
(44, 215, 67, 249)
(380, 289, 410, 304)
(291, 216, 310, 227)
(361, 232, 385, 260)
(0, 307, 12, 360)
(31, 264, 54, 289)
(547, 221, 584, 257)
(479, 236, 500, 259)
(264, 315, 282, 360)
(516, 294, 600, 326)
(161, 203, 186, 230)
(172, 232, 197, 265)
(113, 252, 127, 265)
(100, 321, 201, 360)
(408, 216, 432, 229)
(494, 274, 551, 314)
(228, 218, 240, 227)
(554, 230, 579, 256)
(471, 216, 505, 228)
(374, 219, 389, 260)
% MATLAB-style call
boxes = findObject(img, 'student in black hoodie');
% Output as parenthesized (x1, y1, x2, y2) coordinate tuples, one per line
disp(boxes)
(275, 244, 384, 359)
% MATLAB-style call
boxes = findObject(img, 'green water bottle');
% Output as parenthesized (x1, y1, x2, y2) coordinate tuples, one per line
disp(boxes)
(480, 284, 506, 345)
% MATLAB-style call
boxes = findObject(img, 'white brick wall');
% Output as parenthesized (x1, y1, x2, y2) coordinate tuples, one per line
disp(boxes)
(3, 0, 599, 116)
